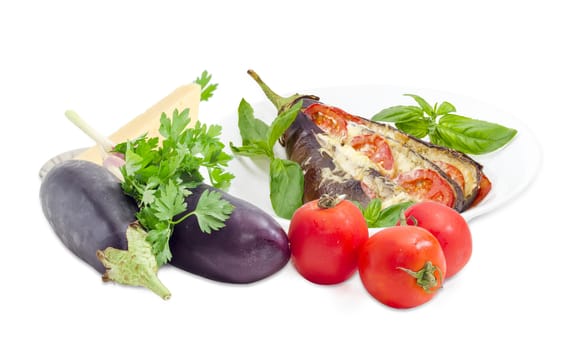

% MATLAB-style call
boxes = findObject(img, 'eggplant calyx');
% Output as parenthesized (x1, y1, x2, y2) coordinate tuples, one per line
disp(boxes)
(97, 222, 171, 300)
(397, 261, 443, 293)
(247, 69, 317, 113)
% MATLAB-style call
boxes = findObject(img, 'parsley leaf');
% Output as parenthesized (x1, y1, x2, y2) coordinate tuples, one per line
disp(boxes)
(116, 82, 235, 266)
(195, 70, 218, 102)
(191, 189, 234, 233)
(160, 109, 191, 140)
(151, 181, 187, 221)
(145, 226, 172, 266)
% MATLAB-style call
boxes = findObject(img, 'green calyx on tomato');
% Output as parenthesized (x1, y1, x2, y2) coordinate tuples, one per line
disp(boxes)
(397, 261, 443, 293)
(288, 195, 369, 285)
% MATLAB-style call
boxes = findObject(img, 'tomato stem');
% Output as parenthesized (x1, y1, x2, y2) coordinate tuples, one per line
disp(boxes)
(397, 261, 443, 293)
(397, 210, 418, 226)
(317, 194, 346, 209)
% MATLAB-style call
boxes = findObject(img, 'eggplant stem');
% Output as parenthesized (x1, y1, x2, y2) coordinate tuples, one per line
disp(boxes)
(247, 69, 304, 113)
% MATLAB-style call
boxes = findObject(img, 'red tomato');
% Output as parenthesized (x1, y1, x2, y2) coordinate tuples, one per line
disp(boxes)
(396, 168, 456, 208)
(288, 196, 369, 285)
(303, 104, 362, 138)
(358, 226, 446, 308)
(351, 134, 394, 172)
(404, 201, 472, 278)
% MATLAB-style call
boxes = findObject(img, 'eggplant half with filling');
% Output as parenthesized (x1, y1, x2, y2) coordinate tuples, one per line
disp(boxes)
(248, 70, 491, 213)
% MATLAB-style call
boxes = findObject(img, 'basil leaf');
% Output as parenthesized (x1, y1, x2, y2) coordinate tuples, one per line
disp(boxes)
(357, 199, 414, 228)
(395, 118, 431, 138)
(434, 114, 518, 154)
(371, 105, 423, 123)
(436, 101, 456, 115)
(229, 141, 270, 157)
(404, 94, 435, 117)
(267, 101, 302, 151)
(361, 198, 382, 225)
(237, 99, 269, 145)
(269, 158, 304, 219)
(372, 201, 414, 228)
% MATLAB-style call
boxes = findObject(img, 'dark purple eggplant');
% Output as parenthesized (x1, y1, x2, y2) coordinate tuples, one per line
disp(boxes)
(169, 184, 290, 283)
(40, 159, 171, 298)
(40, 159, 137, 272)
(40, 158, 289, 295)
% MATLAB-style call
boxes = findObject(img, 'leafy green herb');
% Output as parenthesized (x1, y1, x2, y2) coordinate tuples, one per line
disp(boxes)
(269, 158, 304, 219)
(114, 108, 235, 266)
(230, 99, 304, 219)
(353, 199, 414, 228)
(372, 94, 517, 155)
(195, 70, 218, 102)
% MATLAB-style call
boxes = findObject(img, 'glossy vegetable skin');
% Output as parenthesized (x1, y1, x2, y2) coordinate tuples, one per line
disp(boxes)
(169, 184, 290, 283)
(40, 160, 138, 272)
(287, 196, 369, 285)
(358, 226, 446, 308)
(40, 160, 290, 284)
(404, 201, 472, 278)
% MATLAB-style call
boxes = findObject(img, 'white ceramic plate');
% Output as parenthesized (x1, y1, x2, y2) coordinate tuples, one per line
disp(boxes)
(209, 85, 541, 228)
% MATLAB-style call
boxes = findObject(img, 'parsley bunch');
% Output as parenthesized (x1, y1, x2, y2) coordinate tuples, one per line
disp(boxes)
(114, 109, 235, 266)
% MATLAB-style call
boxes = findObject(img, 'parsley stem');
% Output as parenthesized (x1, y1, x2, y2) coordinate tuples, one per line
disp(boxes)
(170, 209, 198, 225)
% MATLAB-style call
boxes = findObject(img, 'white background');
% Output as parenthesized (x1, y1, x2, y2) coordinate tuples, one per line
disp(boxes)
(1, 1, 582, 349)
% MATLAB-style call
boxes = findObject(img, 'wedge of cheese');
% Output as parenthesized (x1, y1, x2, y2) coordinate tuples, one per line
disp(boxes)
(76, 83, 202, 164)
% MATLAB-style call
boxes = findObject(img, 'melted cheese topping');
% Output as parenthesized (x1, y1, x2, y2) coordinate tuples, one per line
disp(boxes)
(315, 132, 416, 206)
(316, 133, 373, 181)
(358, 121, 479, 196)
(346, 123, 428, 177)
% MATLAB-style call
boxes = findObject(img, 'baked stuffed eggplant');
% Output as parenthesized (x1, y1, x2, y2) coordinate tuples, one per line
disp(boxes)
(247, 70, 491, 212)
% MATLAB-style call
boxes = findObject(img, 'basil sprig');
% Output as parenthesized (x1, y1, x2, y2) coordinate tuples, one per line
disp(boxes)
(372, 94, 517, 155)
(353, 199, 414, 228)
(230, 99, 304, 219)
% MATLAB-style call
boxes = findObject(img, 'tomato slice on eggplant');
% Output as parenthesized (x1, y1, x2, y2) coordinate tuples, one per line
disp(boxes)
(434, 161, 465, 190)
(396, 169, 456, 208)
(350, 134, 394, 172)
(303, 104, 362, 137)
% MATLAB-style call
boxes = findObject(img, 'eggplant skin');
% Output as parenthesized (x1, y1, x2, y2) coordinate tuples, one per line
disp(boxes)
(169, 184, 290, 284)
(282, 98, 371, 206)
(39, 160, 138, 273)
(40, 161, 289, 284)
